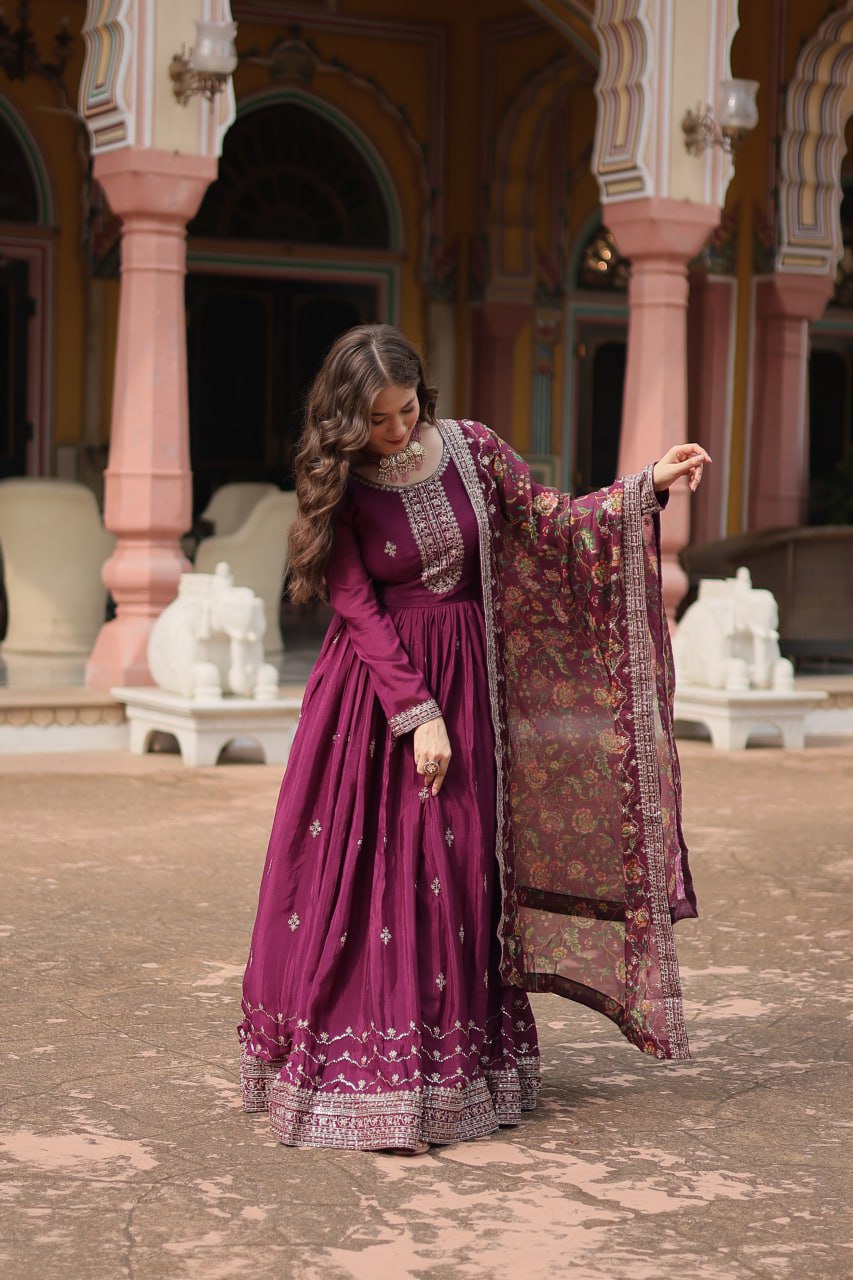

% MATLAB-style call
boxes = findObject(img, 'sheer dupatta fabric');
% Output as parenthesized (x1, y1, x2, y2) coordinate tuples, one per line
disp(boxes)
(441, 419, 697, 1061)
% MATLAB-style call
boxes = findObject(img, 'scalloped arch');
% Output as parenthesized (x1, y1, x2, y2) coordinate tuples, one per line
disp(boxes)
(778, 1, 853, 274)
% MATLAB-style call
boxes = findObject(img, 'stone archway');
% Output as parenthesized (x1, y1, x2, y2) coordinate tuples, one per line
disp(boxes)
(749, 2, 853, 531)
(193, 90, 404, 252)
(472, 52, 594, 447)
(489, 54, 590, 290)
(777, 1, 853, 276)
(185, 93, 406, 508)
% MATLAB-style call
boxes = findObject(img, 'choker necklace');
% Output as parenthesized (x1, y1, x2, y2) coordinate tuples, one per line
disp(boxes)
(375, 424, 426, 483)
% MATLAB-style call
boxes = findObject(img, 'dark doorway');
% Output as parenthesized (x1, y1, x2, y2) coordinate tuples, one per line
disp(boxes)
(190, 102, 391, 249)
(185, 274, 377, 513)
(574, 321, 626, 493)
(0, 257, 30, 479)
(808, 340, 853, 524)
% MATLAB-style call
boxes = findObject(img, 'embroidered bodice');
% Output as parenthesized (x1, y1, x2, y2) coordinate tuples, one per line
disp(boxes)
(345, 437, 481, 609)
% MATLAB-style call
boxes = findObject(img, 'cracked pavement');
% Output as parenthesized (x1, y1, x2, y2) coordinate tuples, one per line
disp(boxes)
(0, 739, 851, 1279)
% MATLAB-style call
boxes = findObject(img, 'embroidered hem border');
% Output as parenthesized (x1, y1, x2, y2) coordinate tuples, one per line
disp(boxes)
(241, 1051, 540, 1148)
(388, 698, 442, 738)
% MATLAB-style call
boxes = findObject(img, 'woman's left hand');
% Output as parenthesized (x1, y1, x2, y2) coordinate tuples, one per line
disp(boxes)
(652, 444, 712, 493)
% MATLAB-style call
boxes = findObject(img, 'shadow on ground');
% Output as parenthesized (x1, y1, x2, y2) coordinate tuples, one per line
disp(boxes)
(1, 741, 851, 1280)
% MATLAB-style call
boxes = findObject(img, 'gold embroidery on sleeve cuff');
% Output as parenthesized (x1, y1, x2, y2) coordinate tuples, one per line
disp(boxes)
(388, 699, 442, 738)
(639, 461, 666, 515)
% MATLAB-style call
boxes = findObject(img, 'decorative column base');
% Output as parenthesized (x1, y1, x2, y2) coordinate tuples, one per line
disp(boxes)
(87, 539, 195, 688)
(749, 273, 833, 530)
(85, 148, 218, 691)
(606, 197, 721, 620)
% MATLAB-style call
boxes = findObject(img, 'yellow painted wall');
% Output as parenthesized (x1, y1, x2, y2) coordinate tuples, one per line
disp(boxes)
(722, 0, 775, 533)
(722, 0, 832, 533)
(1, 0, 599, 478)
(0, 0, 89, 464)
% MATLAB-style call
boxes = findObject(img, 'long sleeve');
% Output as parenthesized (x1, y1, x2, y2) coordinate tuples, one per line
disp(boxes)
(479, 425, 664, 542)
(468, 422, 666, 607)
(325, 500, 442, 737)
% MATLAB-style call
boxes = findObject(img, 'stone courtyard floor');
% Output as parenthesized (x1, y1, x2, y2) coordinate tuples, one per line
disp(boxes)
(1, 738, 851, 1280)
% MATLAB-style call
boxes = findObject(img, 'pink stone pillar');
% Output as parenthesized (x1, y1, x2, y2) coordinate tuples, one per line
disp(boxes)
(687, 271, 737, 545)
(606, 197, 720, 619)
(470, 300, 531, 447)
(749, 273, 833, 530)
(86, 148, 217, 691)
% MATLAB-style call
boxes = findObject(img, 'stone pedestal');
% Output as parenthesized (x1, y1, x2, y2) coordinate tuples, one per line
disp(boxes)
(86, 148, 218, 691)
(113, 687, 302, 767)
(674, 685, 828, 750)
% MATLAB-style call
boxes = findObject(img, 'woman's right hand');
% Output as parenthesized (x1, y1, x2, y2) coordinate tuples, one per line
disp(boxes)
(413, 717, 452, 796)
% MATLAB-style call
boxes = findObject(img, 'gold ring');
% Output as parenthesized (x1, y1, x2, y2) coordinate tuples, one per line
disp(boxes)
(424, 760, 440, 777)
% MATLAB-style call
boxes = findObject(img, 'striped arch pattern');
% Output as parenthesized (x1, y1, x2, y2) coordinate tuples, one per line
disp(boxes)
(79, 0, 236, 156)
(78, 0, 133, 151)
(591, 0, 653, 201)
(777, 1, 853, 275)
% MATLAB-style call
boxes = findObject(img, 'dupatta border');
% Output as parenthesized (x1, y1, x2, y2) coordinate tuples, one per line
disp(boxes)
(621, 468, 690, 1059)
(437, 417, 514, 972)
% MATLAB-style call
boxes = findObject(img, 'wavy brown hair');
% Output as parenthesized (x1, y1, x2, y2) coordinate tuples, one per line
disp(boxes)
(287, 324, 438, 604)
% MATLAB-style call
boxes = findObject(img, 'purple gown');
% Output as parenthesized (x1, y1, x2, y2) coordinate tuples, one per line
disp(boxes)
(238, 442, 541, 1148)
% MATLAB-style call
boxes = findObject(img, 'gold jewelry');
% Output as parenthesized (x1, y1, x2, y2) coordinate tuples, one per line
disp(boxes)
(377, 424, 425, 483)
(424, 760, 440, 777)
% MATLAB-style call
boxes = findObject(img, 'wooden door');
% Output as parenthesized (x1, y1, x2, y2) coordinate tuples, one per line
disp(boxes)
(186, 274, 377, 512)
(808, 341, 853, 524)
(0, 258, 30, 478)
(574, 318, 626, 493)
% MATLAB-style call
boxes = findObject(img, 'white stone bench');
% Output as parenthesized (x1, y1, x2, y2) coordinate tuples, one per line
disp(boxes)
(112, 686, 302, 767)
(674, 685, 828, 750)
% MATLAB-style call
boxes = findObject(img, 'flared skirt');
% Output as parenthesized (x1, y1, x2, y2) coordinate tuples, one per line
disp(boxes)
(238, 599, 540, 1148)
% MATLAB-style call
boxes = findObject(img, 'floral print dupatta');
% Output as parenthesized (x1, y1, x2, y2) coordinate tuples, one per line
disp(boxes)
(442, 419, 697, 1061)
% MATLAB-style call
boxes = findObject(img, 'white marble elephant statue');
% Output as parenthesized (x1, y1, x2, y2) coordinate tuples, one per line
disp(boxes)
(673, 567, 795, 692)
(148, 563, 279, 700)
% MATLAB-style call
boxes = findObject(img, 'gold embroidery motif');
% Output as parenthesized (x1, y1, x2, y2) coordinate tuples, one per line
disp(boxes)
(399, 463, 464, 594)
(239, 1050, 540, 1147)
(388, 699, 442, 738)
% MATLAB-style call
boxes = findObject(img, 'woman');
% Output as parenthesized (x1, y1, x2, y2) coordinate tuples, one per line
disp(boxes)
(238, 324, 708, 1154)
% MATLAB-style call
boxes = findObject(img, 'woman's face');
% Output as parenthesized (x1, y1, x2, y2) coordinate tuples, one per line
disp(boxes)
(365, 383, 419, 456)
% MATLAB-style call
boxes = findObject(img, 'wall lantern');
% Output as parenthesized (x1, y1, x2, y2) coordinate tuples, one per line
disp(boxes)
(170, 20, 238, 106)
(682, 79, 759, 155)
